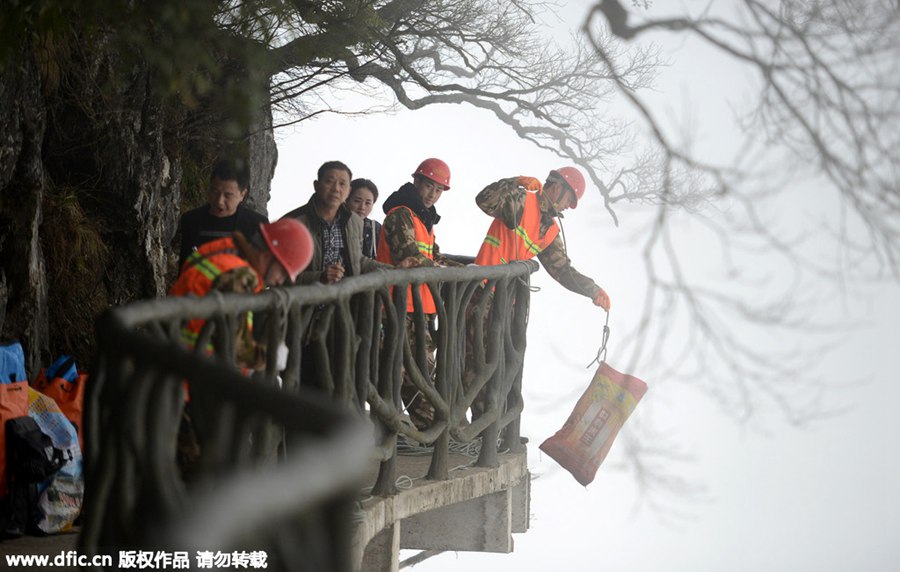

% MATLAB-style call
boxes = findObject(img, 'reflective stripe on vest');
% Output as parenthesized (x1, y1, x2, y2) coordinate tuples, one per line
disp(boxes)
(169, 237, 261, 348)
(376, 206, 437, 314)
(475, 191, 559, 265)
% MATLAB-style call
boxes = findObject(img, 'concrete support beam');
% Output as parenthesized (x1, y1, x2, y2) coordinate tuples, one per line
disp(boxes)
(352, 451, 529, 571)
(511, 471, 530, 533)
(400, 489, 513, 553)
(360, 521, 399, 572)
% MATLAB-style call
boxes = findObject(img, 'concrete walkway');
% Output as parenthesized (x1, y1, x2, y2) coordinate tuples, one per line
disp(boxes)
(1, 527, 79, 571)
(0, 450, 529, 572)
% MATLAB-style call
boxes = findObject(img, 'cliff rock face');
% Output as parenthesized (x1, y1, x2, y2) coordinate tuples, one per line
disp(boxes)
(0, 45, 49, 371)
(0, 33, 277, 373)
(246, 105, 277, 218)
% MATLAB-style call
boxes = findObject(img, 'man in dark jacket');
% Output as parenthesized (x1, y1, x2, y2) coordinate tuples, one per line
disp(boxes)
(175, 158, 269, 268)
(281, 161, 416, 395)
(282, 161, 396, 284)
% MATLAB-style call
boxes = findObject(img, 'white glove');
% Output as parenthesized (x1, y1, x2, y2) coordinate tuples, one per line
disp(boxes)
(276, 342, 289, 372)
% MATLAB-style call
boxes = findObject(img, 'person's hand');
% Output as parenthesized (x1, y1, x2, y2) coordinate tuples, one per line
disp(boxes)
(276, 342, 289, 371)
(516, 176, 542, 192)
(592, 287, 611, 312)
(396, 256, 419, 269)
(321, 263, 345, 284)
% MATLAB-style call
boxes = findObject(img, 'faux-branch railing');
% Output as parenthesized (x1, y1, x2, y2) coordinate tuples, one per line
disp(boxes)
(80, 261, 538, 570)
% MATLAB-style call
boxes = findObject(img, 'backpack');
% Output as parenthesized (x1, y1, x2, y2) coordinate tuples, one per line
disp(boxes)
(1, 416, 67, 538)
(7, 417, 67, 482)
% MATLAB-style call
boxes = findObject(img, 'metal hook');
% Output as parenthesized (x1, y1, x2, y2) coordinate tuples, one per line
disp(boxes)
(587, 311, 610, 368)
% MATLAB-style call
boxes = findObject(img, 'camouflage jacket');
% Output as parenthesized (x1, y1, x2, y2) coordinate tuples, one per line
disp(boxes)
(208, 266, 269, 370)
(475, 177, 600, 299)
(172, 246, 266, 371)
(381, 184, 463, 268)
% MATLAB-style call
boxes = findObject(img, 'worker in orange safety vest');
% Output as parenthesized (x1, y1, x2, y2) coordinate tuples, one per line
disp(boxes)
(170, 217, 314, 364)
(377, 158, 464, 430)
(465, 168, 610, 421)
(377, 157, 464, 311)
(169, 217, 313, 481)
(474, 167, 610, 310)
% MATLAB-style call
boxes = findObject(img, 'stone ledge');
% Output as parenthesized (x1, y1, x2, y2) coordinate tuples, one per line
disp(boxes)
(353, 451, 528, 569)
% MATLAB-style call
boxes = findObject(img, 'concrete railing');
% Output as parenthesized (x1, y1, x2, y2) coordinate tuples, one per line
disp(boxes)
(79, 261, 539, 571)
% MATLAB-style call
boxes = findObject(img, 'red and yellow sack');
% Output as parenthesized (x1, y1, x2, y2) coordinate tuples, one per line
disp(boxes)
(539, 362, 647, 486)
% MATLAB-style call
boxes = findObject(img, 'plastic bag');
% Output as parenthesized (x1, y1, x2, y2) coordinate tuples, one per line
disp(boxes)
(26, 388, 83, 534)
(0, 342, 27, 384)
(539, 362, 647, 486)
(32, 356, 87, 453)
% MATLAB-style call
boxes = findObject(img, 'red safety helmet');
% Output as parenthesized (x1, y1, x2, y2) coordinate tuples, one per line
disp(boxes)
(551, 166, 586, 207)
(259, 219, 314, 282)
(412, 158, 451, 189)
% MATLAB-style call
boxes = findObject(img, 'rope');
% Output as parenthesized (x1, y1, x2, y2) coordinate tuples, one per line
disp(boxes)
(511, 260, 541, 292)
(353, 435, 509, 521)
(396, 435, 484, 460)
(557, 212, 568, 256)
(554, 212, 588, 296)
(394, 475, 416, 489)
(587, 310, 610, 368)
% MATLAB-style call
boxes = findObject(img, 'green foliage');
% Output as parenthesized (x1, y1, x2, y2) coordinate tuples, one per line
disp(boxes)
(180, 154, 211, 209)
(0, 0, 68, 68)
(40, 182, 110, 360)
(3, 0, 273, 137)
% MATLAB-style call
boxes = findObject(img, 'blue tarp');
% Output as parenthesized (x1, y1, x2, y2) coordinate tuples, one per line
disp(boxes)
(0, 341, 26, 384)
(46, 355, 78, 383)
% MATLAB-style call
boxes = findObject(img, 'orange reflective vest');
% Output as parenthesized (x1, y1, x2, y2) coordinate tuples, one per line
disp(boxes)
(475, 191, 559, 265)
(169, 237, 262, 348)
(377, 206, 437, 314)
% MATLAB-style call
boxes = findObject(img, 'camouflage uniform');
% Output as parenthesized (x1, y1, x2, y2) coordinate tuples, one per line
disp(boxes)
(381, 207, 462, 269)
(475, 177, 600, 298)
(380, 184, 462, 430)
(464, 177, 603, 420)
(400, 315, 438, 430)
(209, 266, 268, 369)
(171, 246, 266, 482)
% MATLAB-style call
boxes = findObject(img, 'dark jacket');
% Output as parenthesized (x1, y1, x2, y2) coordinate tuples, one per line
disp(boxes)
(361, 218, 382, 259)
(176, 204, 268, 268)
(380, 183, 461, 268)
(382, 183, 441, 231)
(282, 193, 389, 285)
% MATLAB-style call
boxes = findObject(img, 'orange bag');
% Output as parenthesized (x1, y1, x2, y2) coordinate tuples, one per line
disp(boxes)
(0, 381, 30, 497)
(539, 362, 647, 486)
(32, 368, 86, 453)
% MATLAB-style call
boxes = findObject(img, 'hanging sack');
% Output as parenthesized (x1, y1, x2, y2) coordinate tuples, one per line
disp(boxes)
(539, 361, 647, 486)
(25, 388, 83, 534)
(31, 355, 86, 453)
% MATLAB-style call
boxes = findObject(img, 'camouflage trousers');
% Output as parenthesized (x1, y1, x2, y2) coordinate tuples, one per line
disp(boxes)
(176, 403, 200, 483)
(400, 315, 437, 430)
